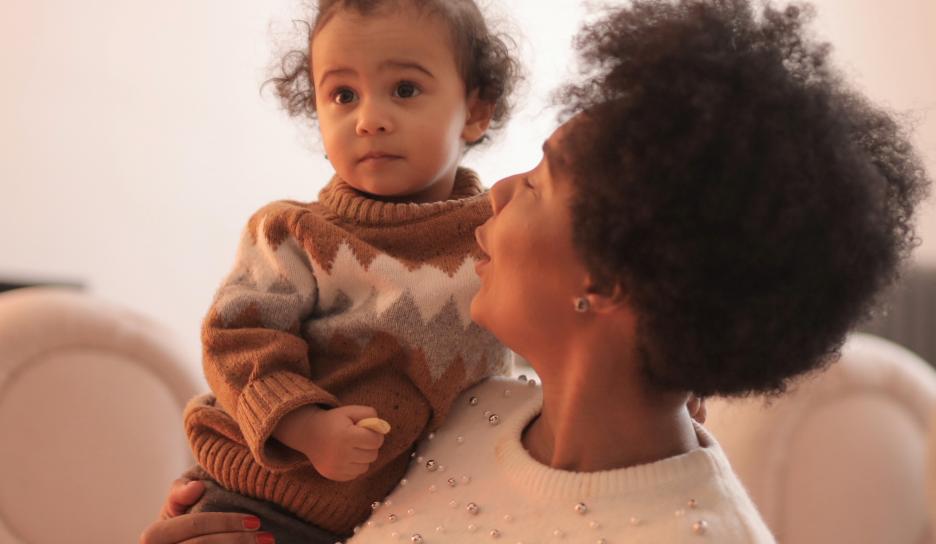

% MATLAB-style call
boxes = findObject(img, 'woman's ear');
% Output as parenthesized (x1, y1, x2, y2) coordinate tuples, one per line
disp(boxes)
(583, 277, 627, 315)
(461, 89, 495, 144)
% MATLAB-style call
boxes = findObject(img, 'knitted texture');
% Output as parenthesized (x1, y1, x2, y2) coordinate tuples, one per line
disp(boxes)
(351, 378, 777, 543)
(185, 168, 511, 534)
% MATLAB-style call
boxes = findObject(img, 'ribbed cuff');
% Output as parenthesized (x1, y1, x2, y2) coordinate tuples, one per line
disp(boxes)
(237, 372, 340, 470)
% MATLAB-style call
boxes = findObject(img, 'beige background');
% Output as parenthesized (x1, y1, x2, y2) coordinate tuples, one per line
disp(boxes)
(1, 0, 933, 375)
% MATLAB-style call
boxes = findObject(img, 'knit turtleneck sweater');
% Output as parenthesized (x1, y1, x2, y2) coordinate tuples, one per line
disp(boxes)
(184, 168, 512, 535)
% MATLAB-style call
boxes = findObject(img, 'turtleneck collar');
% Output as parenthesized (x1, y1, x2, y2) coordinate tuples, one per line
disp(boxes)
(318, 167, 486, 226)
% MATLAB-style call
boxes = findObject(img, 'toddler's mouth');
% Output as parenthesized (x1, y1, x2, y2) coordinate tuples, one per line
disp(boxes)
(359, 152, 402, 163)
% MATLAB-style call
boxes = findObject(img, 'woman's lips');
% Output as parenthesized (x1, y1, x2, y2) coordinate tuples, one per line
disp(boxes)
(474, 254, 491, 275)
(474, 227, 490, 274)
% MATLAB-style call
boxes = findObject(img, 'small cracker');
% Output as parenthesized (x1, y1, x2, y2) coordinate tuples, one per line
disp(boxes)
(356, 417, 391, 435)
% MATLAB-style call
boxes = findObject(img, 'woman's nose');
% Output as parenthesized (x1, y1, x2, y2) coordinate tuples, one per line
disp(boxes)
(356, 99, 394, 135)
(489, 176, 517, 215)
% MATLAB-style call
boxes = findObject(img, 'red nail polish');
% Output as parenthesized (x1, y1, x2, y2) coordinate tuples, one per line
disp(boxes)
(256, 533, 276, 544)
(243, 516, 261, 530)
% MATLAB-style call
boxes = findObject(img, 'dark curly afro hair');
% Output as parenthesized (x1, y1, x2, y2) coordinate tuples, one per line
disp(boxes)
(267, 0, 522, 146)
(556, 0, 930, 397)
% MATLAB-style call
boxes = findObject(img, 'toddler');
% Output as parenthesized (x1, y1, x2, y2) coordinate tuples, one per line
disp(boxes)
(182, 1, 520, 542)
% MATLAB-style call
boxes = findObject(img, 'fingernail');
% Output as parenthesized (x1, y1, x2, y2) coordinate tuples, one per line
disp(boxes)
(243, 516, 261, 530)
(256, 533, 276, 544)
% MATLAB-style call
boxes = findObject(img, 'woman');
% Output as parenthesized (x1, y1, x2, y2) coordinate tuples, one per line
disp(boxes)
(141, 0, 928, 542)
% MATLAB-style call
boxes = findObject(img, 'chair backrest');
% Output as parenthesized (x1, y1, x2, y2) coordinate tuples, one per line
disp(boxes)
(0, 288, 201, 544)
(706, 333, 936, 544)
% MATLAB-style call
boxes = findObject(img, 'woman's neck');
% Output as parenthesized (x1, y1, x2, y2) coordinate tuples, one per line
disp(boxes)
(521, 346, 700, 472)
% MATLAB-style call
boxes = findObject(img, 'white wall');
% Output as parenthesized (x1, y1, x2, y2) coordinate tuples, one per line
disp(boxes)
(2, 0, 934, 375)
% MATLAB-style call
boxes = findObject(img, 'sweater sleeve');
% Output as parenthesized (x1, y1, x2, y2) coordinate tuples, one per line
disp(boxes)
(202, 203, 338, 471)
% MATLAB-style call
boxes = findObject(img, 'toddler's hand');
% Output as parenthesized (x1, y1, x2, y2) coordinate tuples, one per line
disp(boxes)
(300, 405, 386, 482)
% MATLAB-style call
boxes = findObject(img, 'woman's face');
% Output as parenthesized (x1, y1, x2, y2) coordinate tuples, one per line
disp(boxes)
(470, 122, 591, 361)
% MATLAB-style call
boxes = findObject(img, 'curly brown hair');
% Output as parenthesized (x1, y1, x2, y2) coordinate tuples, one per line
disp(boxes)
(267, 0, 522, 145)
(557, 0, 930, 397)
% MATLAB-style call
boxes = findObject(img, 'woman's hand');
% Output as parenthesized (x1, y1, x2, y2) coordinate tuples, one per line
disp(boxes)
(158, 478, 206, 520)
(139, 512, 273, 544)
(140, 478, 274, 543)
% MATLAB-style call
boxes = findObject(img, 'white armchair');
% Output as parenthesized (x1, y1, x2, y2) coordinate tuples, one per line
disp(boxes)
(2, 288, 934, 544)
(706, 333, 936, 544)
(0, 288, 200, 544)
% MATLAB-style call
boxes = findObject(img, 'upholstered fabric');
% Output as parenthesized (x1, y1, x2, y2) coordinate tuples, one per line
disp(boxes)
(706, 333, 936, 544)
(0, 288, 200, 544)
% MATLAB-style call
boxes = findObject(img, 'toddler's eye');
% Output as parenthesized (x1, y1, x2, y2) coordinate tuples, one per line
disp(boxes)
(394, 82, 421, 99)
(333, 88, 357, 105)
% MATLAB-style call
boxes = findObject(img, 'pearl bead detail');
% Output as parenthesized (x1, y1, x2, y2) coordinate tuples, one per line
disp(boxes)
(428, 484, 437, 493)
(411, 534, 423, 543)
(371, 501, 382, 510)
(692, 520, 708, 535)
(503, 514, 514, 522)
(456, 435, 465, 444)
(488, 414, 500, 425)
(491, 529, 502, 538)
(399, 479, 408, 487)
(427, 432, 435, 440)
(528, 379, 537, 387)
(448, 477, 458, 487)
(574, 502, 588, 515)
(449, 500, 459, 508)
(425, 459, 438, 472)
(469, 396, 479, 406)
(387, 514, 398, 523)
(468, 524, 478, 533)
(406, 508, 416, 516)
(461, 475, 472, 484)
(589, 521, 601, 529)
(467, 502, 480, 515)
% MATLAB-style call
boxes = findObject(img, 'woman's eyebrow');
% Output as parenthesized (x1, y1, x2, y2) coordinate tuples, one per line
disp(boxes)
(543, 140, 568, 176)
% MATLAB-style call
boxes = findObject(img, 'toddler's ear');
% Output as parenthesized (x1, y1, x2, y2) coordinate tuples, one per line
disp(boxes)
(462, 90, 495, 144)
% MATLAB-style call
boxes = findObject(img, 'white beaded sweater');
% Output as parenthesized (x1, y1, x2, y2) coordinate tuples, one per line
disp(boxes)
(184, 168, 511, 535)
(349, 377, 776, 544)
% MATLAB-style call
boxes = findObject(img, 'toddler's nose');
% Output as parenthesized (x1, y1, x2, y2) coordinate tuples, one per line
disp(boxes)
(356, 100, 394, 135)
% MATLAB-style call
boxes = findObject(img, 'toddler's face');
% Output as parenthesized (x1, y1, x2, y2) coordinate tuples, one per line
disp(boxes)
(311, 7, 482, 203)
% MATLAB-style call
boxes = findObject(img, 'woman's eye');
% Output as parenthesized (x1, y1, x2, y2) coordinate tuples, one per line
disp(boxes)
(333, 88, 357, 105)
(394, 82, 421, 99)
